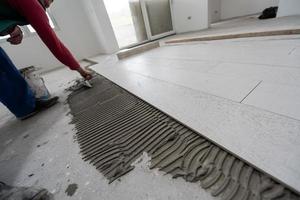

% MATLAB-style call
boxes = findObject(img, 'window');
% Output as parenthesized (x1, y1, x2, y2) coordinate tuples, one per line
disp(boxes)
(0, 12, 57, 42)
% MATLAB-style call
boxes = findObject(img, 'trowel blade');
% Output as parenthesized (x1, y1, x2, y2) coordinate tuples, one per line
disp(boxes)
(83, 80, 92, 88)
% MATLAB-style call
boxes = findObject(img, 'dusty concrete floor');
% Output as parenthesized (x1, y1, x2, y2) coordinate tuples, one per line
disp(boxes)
(0, 68, 217, 200)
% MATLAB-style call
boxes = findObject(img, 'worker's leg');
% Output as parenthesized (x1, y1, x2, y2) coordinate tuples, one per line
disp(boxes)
(0, 47, 36, 118)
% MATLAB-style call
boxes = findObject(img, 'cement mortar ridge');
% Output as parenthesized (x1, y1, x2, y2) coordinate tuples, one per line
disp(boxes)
(68, 75, 300, 200)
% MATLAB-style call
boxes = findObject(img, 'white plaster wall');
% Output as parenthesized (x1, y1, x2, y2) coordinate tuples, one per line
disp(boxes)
(172, 0, 209, 33)
(220, 0, 279, 20)
(83, 0, 119, 53)
(0, 0, 118, 70)
(277, 0, 300, 17)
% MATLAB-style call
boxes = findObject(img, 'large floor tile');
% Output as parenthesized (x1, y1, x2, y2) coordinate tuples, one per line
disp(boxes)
(118, 61, 260, 102)
(208, 62, 300, 86)
(244, 82, 300, 120)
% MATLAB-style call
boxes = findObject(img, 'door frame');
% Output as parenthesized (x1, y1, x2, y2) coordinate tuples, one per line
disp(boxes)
(140, 0, 175, 41)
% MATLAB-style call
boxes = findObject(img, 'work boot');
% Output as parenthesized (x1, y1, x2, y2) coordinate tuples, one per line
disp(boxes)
(19, 96, 59, 120)
(0, 182, 54, 200)
(35, 96, 59, 111)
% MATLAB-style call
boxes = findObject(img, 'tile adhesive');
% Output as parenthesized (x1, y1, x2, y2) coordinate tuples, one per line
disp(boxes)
(68, 75, 300, 200)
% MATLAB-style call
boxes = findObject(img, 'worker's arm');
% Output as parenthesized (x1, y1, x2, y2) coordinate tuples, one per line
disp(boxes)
(7, 0, 91, 79)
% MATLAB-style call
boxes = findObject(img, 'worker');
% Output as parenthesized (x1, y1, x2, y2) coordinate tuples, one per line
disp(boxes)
(0, 0, 92, 120)
(0, 0, 92, 198)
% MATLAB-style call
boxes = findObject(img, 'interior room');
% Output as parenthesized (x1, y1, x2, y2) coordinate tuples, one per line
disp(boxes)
(0, 0, 300, 199)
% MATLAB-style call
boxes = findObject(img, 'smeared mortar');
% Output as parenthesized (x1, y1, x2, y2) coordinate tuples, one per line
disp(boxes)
(68, 75, 300, 200)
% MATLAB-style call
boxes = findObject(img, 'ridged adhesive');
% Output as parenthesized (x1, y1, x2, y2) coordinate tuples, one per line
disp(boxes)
(68, 75, 300, 200)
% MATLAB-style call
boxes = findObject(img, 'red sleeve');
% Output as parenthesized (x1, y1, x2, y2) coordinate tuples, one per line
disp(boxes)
(8, 0, 80, 70)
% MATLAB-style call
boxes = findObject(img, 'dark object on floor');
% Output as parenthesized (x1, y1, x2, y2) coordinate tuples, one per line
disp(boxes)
(0, 182, 54, 200)
(259, 7, 278, 20)
(35, 96, 59, 110)
(67, 75, 300, 200)
(65, 184, 78, 197)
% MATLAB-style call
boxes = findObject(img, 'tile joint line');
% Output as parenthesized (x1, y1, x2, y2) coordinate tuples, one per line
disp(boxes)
(240, 80, 263, 103)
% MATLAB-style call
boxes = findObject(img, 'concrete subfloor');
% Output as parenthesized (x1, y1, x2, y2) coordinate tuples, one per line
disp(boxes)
(163, 15, 300, 43)
(0, 68, 216, 200)
(89, 35, 300, 192)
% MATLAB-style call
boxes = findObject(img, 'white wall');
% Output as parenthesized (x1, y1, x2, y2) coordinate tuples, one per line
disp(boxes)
(1, 0, 118, 70)
(220, 0, 279, 20)
(83, 0, 119, 53)
(172, 0, 209, 33)
(277, 0, 300, 17)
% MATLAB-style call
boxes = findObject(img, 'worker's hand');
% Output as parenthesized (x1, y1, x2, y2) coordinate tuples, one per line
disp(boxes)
(7, 26, 23, 45)
(77, 67, 93, 80)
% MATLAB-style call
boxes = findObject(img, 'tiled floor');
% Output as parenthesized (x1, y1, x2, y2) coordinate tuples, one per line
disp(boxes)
(243, 82, 300, 120)
(90, 35, 300, 192)
(98, 35, 300, 118)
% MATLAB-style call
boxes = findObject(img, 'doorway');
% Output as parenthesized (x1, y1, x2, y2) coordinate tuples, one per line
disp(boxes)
(103, 0, 175, 48)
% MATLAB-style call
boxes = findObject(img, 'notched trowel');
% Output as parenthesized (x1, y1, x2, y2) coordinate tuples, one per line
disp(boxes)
(83, 79, 93, 88)
(67, 75, 95, 92)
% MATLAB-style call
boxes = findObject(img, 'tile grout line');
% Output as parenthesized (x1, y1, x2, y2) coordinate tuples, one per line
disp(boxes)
(288, 47, 297, 55)
(240, 80, 263, 103)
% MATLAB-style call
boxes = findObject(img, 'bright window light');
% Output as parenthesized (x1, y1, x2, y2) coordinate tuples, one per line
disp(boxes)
(27, 12, 55, 33)
(103, 0, 140, 47)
